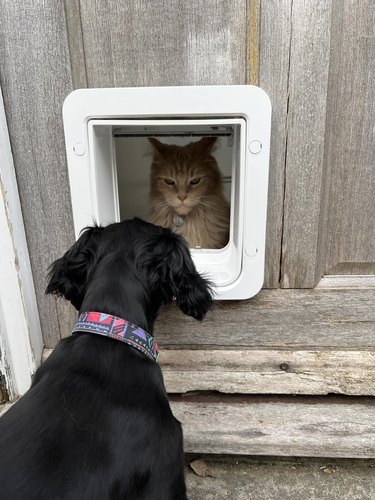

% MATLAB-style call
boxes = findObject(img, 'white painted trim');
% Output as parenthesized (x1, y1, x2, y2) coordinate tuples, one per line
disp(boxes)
(0, 87, 43, 400)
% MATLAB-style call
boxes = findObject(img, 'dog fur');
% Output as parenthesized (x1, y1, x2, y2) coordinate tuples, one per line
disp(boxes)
(0, 218, 213, 499)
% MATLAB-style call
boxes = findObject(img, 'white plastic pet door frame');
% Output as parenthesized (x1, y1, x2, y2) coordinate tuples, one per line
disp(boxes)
(63, 86, 272, 300)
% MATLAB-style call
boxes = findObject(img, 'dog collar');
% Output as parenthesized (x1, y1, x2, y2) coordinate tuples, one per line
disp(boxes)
(72, 311, 159, 362)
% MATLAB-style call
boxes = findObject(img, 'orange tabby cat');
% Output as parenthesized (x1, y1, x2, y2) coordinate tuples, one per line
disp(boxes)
(149, 137, 230, 248)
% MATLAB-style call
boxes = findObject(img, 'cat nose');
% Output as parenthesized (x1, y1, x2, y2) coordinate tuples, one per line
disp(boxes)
(178, 194, 187, 201)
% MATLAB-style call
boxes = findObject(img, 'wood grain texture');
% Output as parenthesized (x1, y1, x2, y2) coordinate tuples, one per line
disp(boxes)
(79, 0, 248, 87)
(42, 343, 375, 396)
(64, 0, 88, 89)
(0, 1, 76, 347)
(155, 289, 375, 349)
(259, 0, 292, 287)
(161, 349, 375, 396)
(246, 0, 260, 85)
(280, 0, 332, 288)
(323, 0, 375, 276)
(171, 395, 375, 458)
(317, 275, 375, 289)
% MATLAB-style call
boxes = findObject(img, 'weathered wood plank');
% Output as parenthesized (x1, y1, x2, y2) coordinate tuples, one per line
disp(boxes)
(323, 0, 375, 275)
(0, 1, 76, 347)
(42, 345, 375, 397)
(280, 0, 332, 288)
(155, 289, 375, 349)
(317, 275, 375, 290)
(79, 0, 248, 87)
(161, 349, 375, 396)
(246, 0, 261, 86)
(171, 395, 375, 458)
(63, 0, 88, 89)
(44, 286, 375, 396)
(4, 394, 375, 459)
(259, 0, 292, 288)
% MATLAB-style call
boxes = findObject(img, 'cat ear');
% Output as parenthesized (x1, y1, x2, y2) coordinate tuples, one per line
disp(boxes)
(149, 138, 166, 156)
(195, 137, 217, 154)
(193, 137, 217, 157)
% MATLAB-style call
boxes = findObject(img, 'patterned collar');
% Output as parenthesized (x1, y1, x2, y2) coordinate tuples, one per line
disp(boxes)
(72, 311, 159, 362)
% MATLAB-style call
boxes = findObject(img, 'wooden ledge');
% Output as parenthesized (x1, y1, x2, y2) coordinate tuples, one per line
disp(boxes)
(161, 349, 375, 396)
(170, 394, 375, 458)
(43, 347, 375, 396)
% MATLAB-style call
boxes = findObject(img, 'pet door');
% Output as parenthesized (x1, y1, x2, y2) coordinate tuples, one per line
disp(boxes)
(63, 86, 271, 299)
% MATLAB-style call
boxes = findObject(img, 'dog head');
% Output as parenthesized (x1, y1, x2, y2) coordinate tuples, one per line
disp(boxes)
(46, 218, 213, 321)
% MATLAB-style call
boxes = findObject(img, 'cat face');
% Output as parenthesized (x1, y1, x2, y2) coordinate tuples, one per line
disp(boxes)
(149, 137, 221, 216)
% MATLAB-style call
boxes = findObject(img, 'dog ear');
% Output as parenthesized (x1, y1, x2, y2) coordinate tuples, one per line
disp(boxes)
(172, 240, 214, 321)
(46, 226, 103, 310)
(138, 231, 214, 320)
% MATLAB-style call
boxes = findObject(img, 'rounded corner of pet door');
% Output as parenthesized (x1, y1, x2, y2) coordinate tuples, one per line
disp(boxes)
(62, 85, 272, 301)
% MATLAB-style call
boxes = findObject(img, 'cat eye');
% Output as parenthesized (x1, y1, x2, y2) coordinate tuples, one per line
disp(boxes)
(190, 178, 201, 185)
(164, 178, 175, 185)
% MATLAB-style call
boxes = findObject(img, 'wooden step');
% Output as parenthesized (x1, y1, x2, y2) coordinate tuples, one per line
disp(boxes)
(170, 394, 375, 459)
(154, 288, 375, 397)
(3, 393, 374, 459)
(155, 289, 375, 351)
(43, 345, 375, 397)
(44, 289, 375, 397)
(161, 349, 375, 396)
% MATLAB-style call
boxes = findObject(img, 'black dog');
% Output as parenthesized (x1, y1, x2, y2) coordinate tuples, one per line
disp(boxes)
(0, 218, 213, 499)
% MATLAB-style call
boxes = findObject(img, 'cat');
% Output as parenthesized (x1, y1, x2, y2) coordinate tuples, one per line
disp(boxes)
(148, 137, 230, 249)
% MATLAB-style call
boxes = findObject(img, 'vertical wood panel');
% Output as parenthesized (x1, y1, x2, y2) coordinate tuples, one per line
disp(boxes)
(280, 0, 332, 288)
(64, 0, 88, 89)
(323, 0, 375, 276)
(246, 0, 260, 86)
(0, 1, 76, 347)
(259, 0, 292, 287)
(79, 0, 248, 87)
